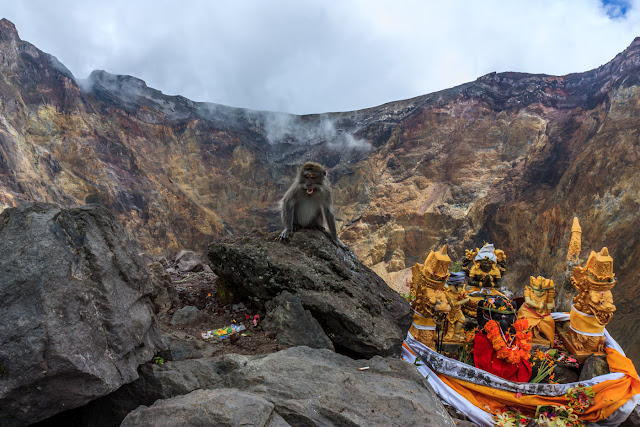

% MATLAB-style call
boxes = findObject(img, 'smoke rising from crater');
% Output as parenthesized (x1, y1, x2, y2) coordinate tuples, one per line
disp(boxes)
(262, 113, 371, 152)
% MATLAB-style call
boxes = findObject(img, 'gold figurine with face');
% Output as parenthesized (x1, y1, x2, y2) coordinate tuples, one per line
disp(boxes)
(443, 272, 469, 342)
(517, 276, 555, 345)
(408, 245, 452, 349)
(562, 247, 617, 361)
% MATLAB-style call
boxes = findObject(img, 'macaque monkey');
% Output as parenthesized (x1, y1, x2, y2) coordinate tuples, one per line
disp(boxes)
(277, 162, 347, 248)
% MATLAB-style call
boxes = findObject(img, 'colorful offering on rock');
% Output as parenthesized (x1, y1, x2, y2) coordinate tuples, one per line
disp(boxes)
(201, 323, 246, 340)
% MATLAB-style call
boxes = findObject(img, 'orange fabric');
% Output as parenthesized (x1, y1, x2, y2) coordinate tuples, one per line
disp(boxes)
(518, 305, 555, 343)
(403, 342, 416, 356)
(437, 347, 640, 422)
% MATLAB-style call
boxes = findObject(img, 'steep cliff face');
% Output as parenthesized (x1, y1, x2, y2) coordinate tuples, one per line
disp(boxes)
(2, 18, 640, 362)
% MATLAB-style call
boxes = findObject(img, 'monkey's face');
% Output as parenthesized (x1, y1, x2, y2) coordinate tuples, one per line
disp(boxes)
(300, 166, 325, 196)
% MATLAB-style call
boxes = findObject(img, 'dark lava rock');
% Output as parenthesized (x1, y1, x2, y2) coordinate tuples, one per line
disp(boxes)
(147, 261, 179, 314)
(262, 290, 334, 351)
(120, 389, 282, 427)
(620, 405, 640, 426)
(156, 334, 216, 362)
(174, 249, 206, 272)
(117, 346, 456, 427)
(579, 354, 610, 381)
(0, 202, 163, 425)
(552, 362, 579, 384)
(170, 305, 209, 326)
(207, 229, 413, 358)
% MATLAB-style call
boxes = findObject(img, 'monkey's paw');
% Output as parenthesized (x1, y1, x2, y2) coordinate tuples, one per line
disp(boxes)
(334, 238, 348, 249)
(277, 230, 292, 241)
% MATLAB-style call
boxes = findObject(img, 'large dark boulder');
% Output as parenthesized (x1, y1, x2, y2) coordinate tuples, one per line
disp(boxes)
(112, 346, 456, 426)
(207, 229, 412, 358)
(0, 202, 163, 425)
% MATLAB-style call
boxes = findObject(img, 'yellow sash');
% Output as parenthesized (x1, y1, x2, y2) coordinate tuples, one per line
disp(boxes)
(570, 306, 605, 336)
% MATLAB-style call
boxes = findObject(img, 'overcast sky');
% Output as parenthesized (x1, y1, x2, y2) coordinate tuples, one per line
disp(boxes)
(3, 0, 640, 114)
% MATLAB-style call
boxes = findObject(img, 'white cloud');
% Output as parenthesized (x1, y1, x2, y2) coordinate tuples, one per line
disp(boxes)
(3, 0, 640, 114)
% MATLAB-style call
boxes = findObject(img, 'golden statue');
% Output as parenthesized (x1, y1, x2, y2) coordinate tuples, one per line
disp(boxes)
(566, 217, 582, 264)
(563, 247, 616, 361)
(443, 272, 469, 341)
(467, 243, 503, 288)
(409, 245, 452, 349)
(461, 244, 505, 316)
(517, 276, 556, 346)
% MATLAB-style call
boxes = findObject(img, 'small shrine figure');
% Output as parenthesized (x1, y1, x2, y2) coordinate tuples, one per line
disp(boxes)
(566, 217, 582, 264)
(409, 245, 452, 350)
(474, 296, 532, 382)
(443, 272, 469, 341)
(467, 244, 503, 288)
(462, 244, 506, 316)
(517, 276, 556, 346)
(563, 247, 616, 361)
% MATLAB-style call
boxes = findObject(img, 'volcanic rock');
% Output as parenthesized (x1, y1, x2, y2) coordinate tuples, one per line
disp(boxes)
(112, 346, 456, 427)
(0, 202, 163, 425)
(262, 290, 334, 351)
(620, 406, 640, 426)
(174, 249, 206, 273)
(208, 229, 412, 358)
(156, 334, 216, 362)
(120, 389, 282, 427)
(170, 305, 209, 326)
(147, 261, 179, 314)
(579, 355, 611, 381)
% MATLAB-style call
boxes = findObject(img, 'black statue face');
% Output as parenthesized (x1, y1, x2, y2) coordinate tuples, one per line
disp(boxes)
(477, 296, 517, 335)
(479, 257, 494, 273)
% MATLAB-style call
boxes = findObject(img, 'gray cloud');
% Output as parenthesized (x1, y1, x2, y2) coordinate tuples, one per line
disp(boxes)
(3, 1, 640, 114)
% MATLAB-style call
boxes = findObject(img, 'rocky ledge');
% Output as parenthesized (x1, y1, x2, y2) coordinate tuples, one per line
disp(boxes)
(208, 229, 413, 358)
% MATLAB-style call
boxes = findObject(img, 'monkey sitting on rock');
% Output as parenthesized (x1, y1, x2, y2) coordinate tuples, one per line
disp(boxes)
(277, 162, 347, 249)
